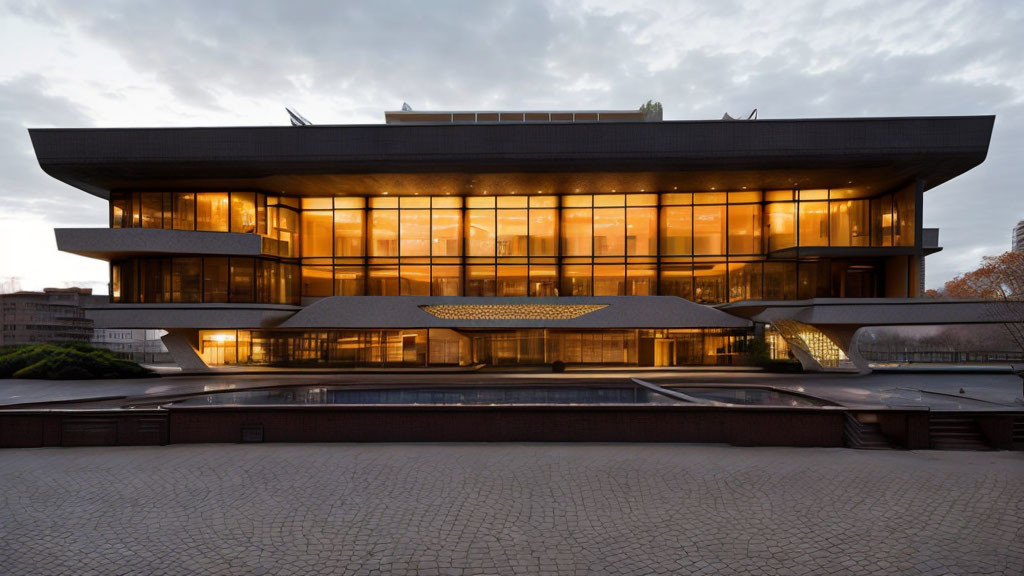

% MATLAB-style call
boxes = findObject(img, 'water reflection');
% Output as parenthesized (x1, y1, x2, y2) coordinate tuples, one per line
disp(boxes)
(172, 386, 686, 406)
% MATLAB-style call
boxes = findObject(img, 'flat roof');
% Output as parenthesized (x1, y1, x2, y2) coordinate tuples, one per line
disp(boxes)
(29, 115, 994, 200)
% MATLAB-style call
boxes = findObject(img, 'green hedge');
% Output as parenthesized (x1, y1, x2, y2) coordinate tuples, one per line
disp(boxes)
(0, 343, 157, 380)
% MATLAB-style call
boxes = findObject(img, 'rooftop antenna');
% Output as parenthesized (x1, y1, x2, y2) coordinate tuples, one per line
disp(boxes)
(401, 102, 413, 111)
(722, 108, 758, 121)
(286, 107, 312, 126)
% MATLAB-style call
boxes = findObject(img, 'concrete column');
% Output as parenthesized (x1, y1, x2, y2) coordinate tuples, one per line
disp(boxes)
(160, 329, 210, 372)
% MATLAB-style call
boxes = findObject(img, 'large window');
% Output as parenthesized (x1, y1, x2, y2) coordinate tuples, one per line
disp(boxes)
(112, 257, 299, 304)
(109, 187, 915, 304)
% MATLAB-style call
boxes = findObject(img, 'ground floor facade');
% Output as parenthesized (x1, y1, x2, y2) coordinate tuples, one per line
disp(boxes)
(195, 327, 789, 368)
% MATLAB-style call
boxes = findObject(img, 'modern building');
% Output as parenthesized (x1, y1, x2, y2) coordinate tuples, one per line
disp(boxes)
(91, 328, 172, 364)
(0, 288, 94, 346)
(29, 109, 997, 370)
(1013, 220, 1024, 253)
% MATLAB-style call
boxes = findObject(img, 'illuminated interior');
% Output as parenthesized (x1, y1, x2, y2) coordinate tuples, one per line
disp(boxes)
(110, 185, 918, 304)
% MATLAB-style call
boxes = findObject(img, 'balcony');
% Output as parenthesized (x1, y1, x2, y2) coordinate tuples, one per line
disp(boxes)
(55, 228, 264, 261)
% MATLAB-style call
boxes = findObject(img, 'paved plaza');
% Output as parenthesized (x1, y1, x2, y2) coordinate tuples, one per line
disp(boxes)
(1, 444, 1021, 575)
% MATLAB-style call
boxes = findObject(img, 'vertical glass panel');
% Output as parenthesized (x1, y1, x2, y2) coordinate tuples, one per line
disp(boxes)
(369, 210, 399, 256)
(829, 199, 870, 247)
(766, 203, 795, 251)
(139, 258, 171, 303)
(276, 206, 299, 257)
(593, 208, 625, 256)
(257, 194, 266, 235)
(110, 194, 129, 228)
(196, 193, 230, 232)
(334, 266, 365, 296)
(203, 257, 230, 302)
(798, 261, 828, 299)
(172, 257, 202, 303)
(893, 186, 915, 246)
(301, 210, 333, 257)
(431, 265, 461, 296)
(626, 264, 657, 295)
(399, 209, 430, 257)
(728, 262, 762, 302)
(626, 207, 657, 256)
(871, 194, 894, 247)
(131, 193, 142, 227)
(659, 265, 693, 300)
(466, 265, 495, 296)
(230, 192, 256, 233)
(368, 266, 400, 296)
(661, 193, 692, 205)
(529, 196, 557, 208)
(728, 204, 762, 254)
(561, 264, 592, 296)
(400, 265, 430, 295)
(229, 258, 254, 302)
(660, 206, 692, 255)
(562, 208, 592, 256)
(764, 262, 796, 300)
(333, 210, 364, 257)
(111, 262, 123, 302)
(467, 210, 496, 256)
(496, 265, 528, 296)
(497, 209, 528, 257)
(431, 209, 461, 256)
(161, 193, 173, 229)
(529, 264, 558, 296)
(593, 264, 625, 296)
(529, 208, 558, 256)
(301, 266, 333, 297)
(693, 261, 727, 304)
(693, 205, 726, 255)
(798, 201, 829, 246)
(140, 194, 163, 228)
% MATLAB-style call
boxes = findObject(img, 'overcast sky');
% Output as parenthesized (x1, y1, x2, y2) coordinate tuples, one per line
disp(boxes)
(1, 0, 1021, 293)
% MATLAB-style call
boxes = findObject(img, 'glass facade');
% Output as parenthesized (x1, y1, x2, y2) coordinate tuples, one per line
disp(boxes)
(197, 328, 753, 367)
(109, 187, 917, 304)
(111, 257, 300, 304)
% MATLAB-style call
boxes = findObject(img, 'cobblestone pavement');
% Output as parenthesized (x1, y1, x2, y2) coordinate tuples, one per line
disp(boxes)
(1, 444, 1021, 575)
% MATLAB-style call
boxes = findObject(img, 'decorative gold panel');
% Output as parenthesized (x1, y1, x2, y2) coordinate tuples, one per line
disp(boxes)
(420, 304, 607, 320)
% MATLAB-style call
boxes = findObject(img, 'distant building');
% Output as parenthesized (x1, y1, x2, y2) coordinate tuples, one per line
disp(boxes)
(91, 328, 172, 364)
(1013, 220, 1024, 253)
(0, 288, 94, 346)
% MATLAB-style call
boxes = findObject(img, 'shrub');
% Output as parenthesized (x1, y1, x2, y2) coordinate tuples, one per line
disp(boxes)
(0, 343, 156, 380)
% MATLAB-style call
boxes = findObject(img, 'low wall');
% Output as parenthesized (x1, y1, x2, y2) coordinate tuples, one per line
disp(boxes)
(2, 407, 1016, 449)
(0, 406, 843, 448)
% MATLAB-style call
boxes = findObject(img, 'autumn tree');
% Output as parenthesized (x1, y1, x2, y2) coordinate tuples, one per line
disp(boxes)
(943, 251, 1024, 361)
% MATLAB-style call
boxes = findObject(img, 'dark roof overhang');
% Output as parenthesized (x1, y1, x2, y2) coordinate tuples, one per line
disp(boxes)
(29, 115, 994, 200)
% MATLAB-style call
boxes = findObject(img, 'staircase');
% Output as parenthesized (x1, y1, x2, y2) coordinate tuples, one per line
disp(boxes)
(1012, 417, 1024, 451)
(844, 414, 892, 449)
(929, 415, 991, 451)
(771, 319, 858, 372)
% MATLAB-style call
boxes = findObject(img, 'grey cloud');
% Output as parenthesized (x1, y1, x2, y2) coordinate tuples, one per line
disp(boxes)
(2, 0, 1022, 288)
(0, 74, 106, 225)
